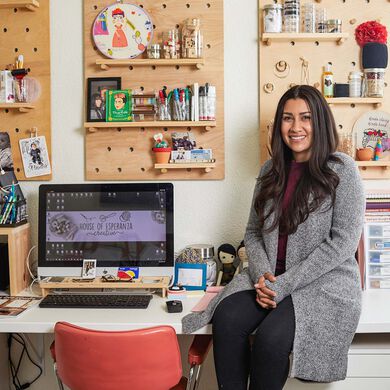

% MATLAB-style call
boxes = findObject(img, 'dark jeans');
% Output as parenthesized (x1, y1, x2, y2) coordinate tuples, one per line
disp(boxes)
(212, 290, 295, 390)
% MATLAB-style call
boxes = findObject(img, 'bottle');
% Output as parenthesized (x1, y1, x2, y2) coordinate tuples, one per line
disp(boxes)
(322, 64, 334, 98)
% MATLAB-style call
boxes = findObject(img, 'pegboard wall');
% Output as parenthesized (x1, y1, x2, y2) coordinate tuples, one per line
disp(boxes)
(84, 0, 224, 180)
(259, 0, 390, 178)
(0, 0, 51, 180)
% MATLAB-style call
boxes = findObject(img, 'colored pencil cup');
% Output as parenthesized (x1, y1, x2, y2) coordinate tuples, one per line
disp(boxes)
(153, 147, 172, 164)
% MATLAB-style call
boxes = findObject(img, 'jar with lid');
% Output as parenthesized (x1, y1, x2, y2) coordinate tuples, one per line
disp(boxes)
(364, 68, 386, 97)
(302, 3, 316, 33)
(348, 71, 362, 97)
(263, 4, 283, 33)
(147, 44, 161, 59)
(181, 18, 203, 59)
(283, 0, 300, 33)
(162, 29, 180, 59)
(327, 19, 342, 33)
(316, 7, 327, 33)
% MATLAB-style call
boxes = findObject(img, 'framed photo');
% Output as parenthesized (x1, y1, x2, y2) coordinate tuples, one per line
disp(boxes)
(82, 259, 97, 279)
(87, 77, 121, 122)
(174, 263, 207, 291)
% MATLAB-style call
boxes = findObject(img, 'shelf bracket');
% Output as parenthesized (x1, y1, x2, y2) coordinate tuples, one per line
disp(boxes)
(88, 127, 98, 133)
(337, 38, 345, 45)
(18, 107, 33, 113)
(204, 167, 213, 173)
(160, 168, 168, 174)
(100, 64, 109, 70)
(196, 63, 204, 70)
(205, 126, 213, 131)
(374, 103, 382, 109)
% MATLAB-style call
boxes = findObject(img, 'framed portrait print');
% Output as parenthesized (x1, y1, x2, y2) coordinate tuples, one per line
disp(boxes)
(87, 77, 121, 122)
(174, 263, 207, 291)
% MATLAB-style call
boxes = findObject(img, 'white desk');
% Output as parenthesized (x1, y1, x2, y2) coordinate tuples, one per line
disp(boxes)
(0, 289, 389, 334)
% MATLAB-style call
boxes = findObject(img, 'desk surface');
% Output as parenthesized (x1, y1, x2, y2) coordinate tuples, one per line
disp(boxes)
(0, 289, 389, 334)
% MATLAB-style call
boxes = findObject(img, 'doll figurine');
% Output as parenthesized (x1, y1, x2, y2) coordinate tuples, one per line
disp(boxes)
(234, 240, 248, 276)
(216, 244, 237, 286)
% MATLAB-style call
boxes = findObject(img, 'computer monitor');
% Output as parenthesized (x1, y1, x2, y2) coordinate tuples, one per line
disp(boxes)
(38, 183, 174, 278)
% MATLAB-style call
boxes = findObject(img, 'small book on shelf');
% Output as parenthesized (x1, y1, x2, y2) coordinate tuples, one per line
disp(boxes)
(106, 89, 133, 122)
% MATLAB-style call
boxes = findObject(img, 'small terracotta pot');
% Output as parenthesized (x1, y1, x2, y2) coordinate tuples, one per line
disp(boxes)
(356, 148, 374, 161)
(153, 147, 172, 164)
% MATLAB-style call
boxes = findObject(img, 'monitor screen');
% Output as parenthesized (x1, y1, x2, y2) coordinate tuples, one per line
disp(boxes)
(38, 183, 174, 278)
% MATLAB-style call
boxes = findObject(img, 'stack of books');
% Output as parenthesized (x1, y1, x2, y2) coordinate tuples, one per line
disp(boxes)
(365, 191, 390, 222)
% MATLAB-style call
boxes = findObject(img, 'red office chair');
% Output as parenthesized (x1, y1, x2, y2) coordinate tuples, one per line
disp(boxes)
(50, 322, 212, 390)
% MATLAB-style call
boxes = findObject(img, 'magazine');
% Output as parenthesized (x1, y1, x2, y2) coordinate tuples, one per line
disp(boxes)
(19, 135, 51, 178)
(106, 89, 133, 122)
(0, 296, 40, 318)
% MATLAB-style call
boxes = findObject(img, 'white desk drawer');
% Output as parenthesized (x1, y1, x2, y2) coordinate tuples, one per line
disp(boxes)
(348, 354, 390, 377)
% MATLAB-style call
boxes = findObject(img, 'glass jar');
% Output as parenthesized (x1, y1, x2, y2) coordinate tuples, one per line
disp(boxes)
(181, 18, 203, 59)
(147, 44, 161, 59)
(327, 19, 342, 33)
(338, 132, 354, 157)
(316, 7, 327, 33)
(162, 29, 180, 59)
(283, 0, 300, 33)
(302, 3, 316, 33)
(263, 4, 283, 33)
(349, 71, 362, 97)
(364, 68, 386, 97)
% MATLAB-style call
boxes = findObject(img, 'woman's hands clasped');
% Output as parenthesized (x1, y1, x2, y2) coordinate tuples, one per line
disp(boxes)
(254, 272, 277, 309)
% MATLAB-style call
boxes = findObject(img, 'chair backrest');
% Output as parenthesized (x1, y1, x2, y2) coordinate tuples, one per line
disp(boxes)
(54, 322, 183, 390)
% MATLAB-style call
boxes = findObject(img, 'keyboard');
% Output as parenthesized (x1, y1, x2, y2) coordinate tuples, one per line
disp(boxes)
(39, 293, 152, 309)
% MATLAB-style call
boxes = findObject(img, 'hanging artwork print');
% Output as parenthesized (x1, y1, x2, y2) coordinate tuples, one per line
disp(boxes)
(19, 136, 51, 178)
(353, 111, 390, 160)
(92, 3, 153, 59)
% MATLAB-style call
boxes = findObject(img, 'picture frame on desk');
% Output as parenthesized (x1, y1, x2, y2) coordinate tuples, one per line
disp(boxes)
(86, 77, 121, 122)
(174, 263, 207, 291)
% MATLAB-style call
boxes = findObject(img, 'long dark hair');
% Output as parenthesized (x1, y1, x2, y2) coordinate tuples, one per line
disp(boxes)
(254, 85, 341, 235)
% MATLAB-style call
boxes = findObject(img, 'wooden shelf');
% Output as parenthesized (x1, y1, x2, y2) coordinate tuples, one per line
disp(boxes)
(0, 103, 35, 112)
(85, 121, 216, 132)
(96, 58, 205, 70)
(357, 161, 390, 169)
(261, 33, 349, 45)
(155, 162, 216, 173)
(0, 0, 39, 11)
(327, 98, 383, 108)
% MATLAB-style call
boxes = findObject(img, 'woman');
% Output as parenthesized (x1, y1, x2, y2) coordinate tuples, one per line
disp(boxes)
(182, 85, 365, 389)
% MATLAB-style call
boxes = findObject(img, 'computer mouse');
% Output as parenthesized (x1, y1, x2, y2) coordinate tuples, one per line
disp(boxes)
(166, 300, 183, 313)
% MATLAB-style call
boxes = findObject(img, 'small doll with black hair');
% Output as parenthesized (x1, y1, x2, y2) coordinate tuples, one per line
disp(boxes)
(216, 243, 236, 286)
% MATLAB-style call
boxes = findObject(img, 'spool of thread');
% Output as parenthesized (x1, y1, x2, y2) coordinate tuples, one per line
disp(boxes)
(362, 43, 388, 69)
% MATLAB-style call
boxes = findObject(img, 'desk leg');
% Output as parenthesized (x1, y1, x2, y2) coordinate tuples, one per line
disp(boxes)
(0, 333, 9, 387)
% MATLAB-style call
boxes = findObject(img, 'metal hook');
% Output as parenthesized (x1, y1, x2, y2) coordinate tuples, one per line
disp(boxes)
(30, 126, 38, 138)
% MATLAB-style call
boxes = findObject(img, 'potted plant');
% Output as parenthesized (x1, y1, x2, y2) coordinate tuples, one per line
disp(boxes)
(152, 133, 172, 164)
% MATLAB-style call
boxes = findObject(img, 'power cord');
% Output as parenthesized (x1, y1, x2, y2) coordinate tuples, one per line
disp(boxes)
(25, 246, 40, 295)
(8, 333, 43, 390)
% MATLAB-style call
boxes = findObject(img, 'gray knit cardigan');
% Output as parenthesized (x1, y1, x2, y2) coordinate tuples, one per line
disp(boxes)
(182, 152, 365, 383)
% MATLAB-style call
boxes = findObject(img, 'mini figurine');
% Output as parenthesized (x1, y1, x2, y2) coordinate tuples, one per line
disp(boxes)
(234, 240, 248, 276)
(216, 244, 236, 286)
(374, 138, 383, 161)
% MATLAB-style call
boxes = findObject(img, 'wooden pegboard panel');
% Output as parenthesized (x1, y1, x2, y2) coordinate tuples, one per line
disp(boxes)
(0, 0, 51, 180)
(258, 0, 390, 174)
(84, 0, 224, 181)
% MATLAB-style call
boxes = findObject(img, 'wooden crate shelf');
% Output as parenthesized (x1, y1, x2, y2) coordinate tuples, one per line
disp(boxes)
(0, 0, 39, 11)
(327, 98, 383, 108)
(96, 58, 205, 70)
(0, 103, 35, 112)
(155, 162, 216, 173)
(85, 121, 217, 132)
(261, 33, 349, 45)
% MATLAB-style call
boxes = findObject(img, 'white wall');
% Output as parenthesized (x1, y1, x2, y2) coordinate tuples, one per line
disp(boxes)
(20, 0, 260, 263)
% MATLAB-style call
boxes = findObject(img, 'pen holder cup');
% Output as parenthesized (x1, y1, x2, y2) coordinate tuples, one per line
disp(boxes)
(0, 199, 27, 226)
(157, 101, 172, 121)
(153, 148, 172, 164)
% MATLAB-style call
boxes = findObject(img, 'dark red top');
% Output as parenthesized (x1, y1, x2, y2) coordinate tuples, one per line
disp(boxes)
(275, 161, 305, 276)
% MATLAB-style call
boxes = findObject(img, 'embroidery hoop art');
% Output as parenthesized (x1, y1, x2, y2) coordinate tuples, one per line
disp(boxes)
(352, 110, 390, 160)
(92, 3, 153, 59)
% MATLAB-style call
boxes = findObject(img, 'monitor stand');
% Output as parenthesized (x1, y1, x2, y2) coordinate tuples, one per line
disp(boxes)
(39, 276, 171, 298)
